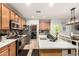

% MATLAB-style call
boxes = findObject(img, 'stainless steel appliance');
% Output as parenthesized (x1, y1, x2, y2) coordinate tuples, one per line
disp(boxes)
(10, 20, 19, 30)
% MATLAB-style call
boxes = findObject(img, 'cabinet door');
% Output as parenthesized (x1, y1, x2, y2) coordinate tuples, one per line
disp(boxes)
(2, 4, 10, 29)
(0, 49, 9, 56)
(6, 7, 10, 29)
(15, 14, 18, 22)
(9, 42, 16, 56)
(20, 17, 23, 30)
(39, 21, 50, 31)
(62, 49, 76, 56)
(23, 19, 26, 26)
(0, 4, 1, 30)
(22, 18, 26, 29)
(10, 11, 15, 20)
(18, 17, 22, 29)
(39, 49, 62, 56)
(21, 18, 23, 29)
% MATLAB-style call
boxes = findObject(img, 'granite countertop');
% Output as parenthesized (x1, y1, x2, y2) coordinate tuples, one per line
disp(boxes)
(0, 38, 17, 48)
(0, 35, 27, 48)
(38, 37, 77, 49)
(59, 33, 79, 43)
(59, 33, 71, 38)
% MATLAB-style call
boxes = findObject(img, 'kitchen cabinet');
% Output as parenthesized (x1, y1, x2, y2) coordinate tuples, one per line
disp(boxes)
(15, 14, 19, 22)
(62, 49, 76, 56)
(39, 49, 76, 56)
(22, 18, 26, 29)
(2, 4, 10, 30)
(0, 3, 26, 30)
(9, 42, 16, 56)
(21, 18, 24, 29)
(0, 4, 1, 30)
(23, 19, 26, 26)
(18, 17, 22, 30)
(0, 45, 9, 56)
(39, 21, 50, 31)
(0, 42, 16, 56)
(39, 49, 62, 56)
(19, 18, 26, 30)
(10, 10, 15, 20)
(39, 20, 50, 34)
(0, 49, 9, 56)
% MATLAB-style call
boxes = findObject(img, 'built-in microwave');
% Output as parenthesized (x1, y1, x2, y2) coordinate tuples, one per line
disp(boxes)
(10, 20, 19, 30)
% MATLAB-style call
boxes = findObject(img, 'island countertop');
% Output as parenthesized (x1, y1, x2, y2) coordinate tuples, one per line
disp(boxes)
(38, 38, 77, 49)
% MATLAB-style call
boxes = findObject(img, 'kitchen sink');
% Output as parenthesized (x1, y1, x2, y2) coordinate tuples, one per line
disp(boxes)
(40, 38, 46, 40)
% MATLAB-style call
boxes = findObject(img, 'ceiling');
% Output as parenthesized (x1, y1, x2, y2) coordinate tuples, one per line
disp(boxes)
(8, 3, 79, 22)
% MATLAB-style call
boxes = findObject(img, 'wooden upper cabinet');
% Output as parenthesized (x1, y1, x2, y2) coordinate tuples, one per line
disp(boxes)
(10, 11, 15, 20)
(0, 4, 25, 30)
(2, 4, 10, 30)
(19, 17, 26, 30)
(0, 4, 1, 30)
(15, 14, 19, 22)
(23, 19, 26, 26)
(21, 18, 23, 29)
(21, 18, 25, 29)
(39, 20, 50, 31)
(18, 17, 22, 29)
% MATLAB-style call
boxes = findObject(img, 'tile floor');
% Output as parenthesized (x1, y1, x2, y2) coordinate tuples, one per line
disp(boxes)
(23, 39, 39, 56)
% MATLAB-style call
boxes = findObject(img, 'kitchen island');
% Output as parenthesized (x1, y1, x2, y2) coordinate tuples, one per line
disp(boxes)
(38, 35, 77, 56)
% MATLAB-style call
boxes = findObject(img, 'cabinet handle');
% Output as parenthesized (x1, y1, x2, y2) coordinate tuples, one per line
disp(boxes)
(68, 49, 71, 54)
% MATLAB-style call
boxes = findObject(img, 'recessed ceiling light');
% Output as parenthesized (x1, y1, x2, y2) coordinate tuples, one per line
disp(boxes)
(26, 3, 31, 6)
(49, 3, 54, 7)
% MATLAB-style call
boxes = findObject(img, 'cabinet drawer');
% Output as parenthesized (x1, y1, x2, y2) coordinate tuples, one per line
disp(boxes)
(0, 46, 9, 53)
(39, 49, 62, 56)
(0, 49, 9, 56)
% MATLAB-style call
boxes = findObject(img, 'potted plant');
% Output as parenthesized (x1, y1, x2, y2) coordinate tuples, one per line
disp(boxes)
(54, 25, 61, 40)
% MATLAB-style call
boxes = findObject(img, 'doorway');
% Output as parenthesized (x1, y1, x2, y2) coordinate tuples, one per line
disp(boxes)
(30, 25, 37, 39)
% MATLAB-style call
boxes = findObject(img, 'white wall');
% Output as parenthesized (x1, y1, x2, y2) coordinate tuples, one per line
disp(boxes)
(27, 20, 39, 38)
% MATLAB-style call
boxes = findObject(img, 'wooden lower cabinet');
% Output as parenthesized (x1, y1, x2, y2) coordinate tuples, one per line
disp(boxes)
(0, 46, 9, 56)
(0, 49, 9, 56)
(39, 49, 76, 56)
(39, 49, 62, 56)
(0, 42, 16, 56)
(9, 42, 16, 56)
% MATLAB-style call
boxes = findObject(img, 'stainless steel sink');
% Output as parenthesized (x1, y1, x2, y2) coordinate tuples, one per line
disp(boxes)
(40, 38, 46, 40)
